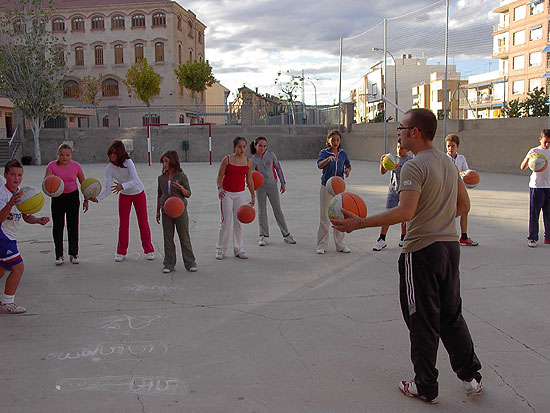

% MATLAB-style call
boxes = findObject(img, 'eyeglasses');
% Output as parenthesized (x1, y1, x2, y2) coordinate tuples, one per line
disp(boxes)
(397, 126, 421, 131)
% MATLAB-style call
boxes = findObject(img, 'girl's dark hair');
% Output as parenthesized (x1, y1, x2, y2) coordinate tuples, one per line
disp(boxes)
(233, 136, 247, 149)
(107, 140, 130, 168)
(250, 136, 267, 155)
(160, 150, 182, 174)
(5, 159, 22, 174)
(56, 143, 73, 165)
(326, 129, 341, 149)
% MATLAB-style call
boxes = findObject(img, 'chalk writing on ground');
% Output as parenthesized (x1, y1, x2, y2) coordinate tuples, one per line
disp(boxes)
(100, 313, 168, 332)
(122, 284, 183, 293)
(55, 376, 185, 396)
(45, 341, 167, 362)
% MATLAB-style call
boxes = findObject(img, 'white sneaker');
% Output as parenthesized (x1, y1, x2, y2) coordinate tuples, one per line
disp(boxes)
(259, 236, 267, 246)
(373, 239, 387, 251)
(69, 255, 79, 264)
(146, 252, 155, 260)
(338, 246, 351, 253)
(463, 378, 482, 396)
(527, 239, 537, 248)
(115, 254, 125, 262)
(55, 256, 64, 266)
(0, 302, 27, 314)
(399, 239, 404, 247)
(316, 247, 325, 254)
(188, 266, 198, 272)
(399, 380, 438, 404)
(162, 267, 171, 273)
(283, 234, 296, 244)
(215, 250, 224, 260)
(235, 251, 248, 259)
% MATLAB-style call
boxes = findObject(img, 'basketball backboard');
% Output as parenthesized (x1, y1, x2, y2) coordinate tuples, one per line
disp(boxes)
(367, 67, 383, 104)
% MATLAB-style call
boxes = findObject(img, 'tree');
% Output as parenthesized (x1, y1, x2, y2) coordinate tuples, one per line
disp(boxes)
(174, 60, 216, 121)
(275, 70, 299, 124)
(370, 110, 385, 123)
(523, 87, 549, 117)
(123, 58, 162, 124)
(78, 74, 103, 126)
(0, 0, 69, 165)
(502, 98, 524, 118)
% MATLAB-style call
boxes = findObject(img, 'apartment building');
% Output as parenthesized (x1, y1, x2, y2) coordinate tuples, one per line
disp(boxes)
(492, 0, 547, 101)
(50, 0, 206, 126)
(230, 86, 285, 124)
(412, 71, 463, 119)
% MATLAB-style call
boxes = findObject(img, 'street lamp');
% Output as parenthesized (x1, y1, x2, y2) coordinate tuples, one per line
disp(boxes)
(293, 74, 319, 124)
(372, 47, 398, 122)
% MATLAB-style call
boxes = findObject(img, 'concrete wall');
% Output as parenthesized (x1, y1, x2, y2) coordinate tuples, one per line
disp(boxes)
(21, 124, 329, 165)
(343, 117, 549, 175)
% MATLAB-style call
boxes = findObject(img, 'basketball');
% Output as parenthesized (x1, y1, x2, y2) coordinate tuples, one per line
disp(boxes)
(163, 196, 185, 218)
(382, 153, 400, 170)
(16, 186, 44, 215)
(81, 178, 102, 198)
(528, 153, 548, 172)
(252, 171, 264, 189)
(327, 192, 367, 219)
(42, 175, 64, 197)
(237, 204, 255, 223)
(461, 169, 480, 189)
(326, 176, 346, 197)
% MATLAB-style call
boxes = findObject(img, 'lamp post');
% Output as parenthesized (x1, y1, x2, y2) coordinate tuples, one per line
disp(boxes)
(372, 47, 398, 122)
(293, 74, 319, 124)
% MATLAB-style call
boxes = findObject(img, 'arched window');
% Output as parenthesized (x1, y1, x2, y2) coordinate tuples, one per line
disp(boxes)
(63, 80, 80, 98)
(91, 16, 104, 30)
(134, 43, 144, 62)
(152, 13, 166, 27)
(94, 45, 104, 65)
(52, 18, 65, 32)
(103, 115, 109, 127)
(132, 14, 145, 27)
(112, 15, 125, 29)
(71, 17, 84, 32)
(198, 31, 203, 44)
(102, 78, 119, 97)
(114, 44, 124, 64)
(179, 114, 185, 123)
(75, 46, 84, 66)
(177, 16, 182, 31)
(188, 20, 193, 37)
(189, 49, 192, 63)
(155, 42, 164, 62)
(178, 44, 182, 64)
(142, 114, 160, 126)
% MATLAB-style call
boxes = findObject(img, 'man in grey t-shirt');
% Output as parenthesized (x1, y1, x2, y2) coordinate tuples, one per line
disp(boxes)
(332, 108, 482, 404)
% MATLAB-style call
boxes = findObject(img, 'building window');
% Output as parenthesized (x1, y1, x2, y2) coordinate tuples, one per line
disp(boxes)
(189, 49, 193, 62)
(513, 55, 524, 70)
(514, 5, 526, 21)
(134, 43, 144, 62)
(132, 14, 146, 27)
(530, 25, 543, 41)
(512, 80, 524, 94)
(177, 16, 182, 31)
(94, 45, 104, 65)
(188, 20, 193, 37)
(178, 45, 182, 64)
(513, 30, 525, 46)
(530, 0, 543, 15)
(529, 78, 542, 91)
(75, 46, 84, 66)
(56, 46, 65, 65)
(114, 44, 124, 64)
(198, 32, 203, 44)
(13, 20, 25, 34)
(102, 78, 119, 97)
(155, 42, 164, 62)
(529, 51, 542, 66)
(91, 16, 105, 30)
(103, 115, 109, 127)
(63, 80, 80, 98)
(52, 18, 65, 32)
(112, 15, 125, 29)
(152, 13, 166, 27)
(143, 114, 160, 125)
(179, 114, 185, 123)
(71, 17, 85, 32)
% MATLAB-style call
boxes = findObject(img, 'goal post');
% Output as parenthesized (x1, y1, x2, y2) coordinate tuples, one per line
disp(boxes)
(146, 122, 213, 166)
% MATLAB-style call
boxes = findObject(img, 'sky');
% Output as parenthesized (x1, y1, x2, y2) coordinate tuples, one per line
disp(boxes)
(180, 0, 499, 106)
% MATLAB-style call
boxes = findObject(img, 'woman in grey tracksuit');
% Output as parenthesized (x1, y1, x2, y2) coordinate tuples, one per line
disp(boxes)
(250, 137, 296, 246)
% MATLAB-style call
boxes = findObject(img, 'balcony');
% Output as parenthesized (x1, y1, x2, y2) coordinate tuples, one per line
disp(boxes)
(493, 46, 509, 58)
(493, 23, 508, 33)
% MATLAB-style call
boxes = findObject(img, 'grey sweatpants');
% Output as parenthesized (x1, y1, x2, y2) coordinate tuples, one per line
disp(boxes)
(162, 209, 196, 270)
(317, 184, 345, 251)
(257, 181, 289, 238)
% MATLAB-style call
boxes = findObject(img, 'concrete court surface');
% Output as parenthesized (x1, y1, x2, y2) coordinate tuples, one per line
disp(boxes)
(0, 159, 548, 413)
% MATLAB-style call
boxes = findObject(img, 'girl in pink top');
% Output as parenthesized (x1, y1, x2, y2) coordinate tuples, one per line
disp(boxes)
(45, 143, 89, 265)
(215, 137, 255, 260)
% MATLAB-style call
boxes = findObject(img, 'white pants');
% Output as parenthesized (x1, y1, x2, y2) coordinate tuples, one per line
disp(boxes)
(316, 184, 345, 251)
(216, 190, 246, 254)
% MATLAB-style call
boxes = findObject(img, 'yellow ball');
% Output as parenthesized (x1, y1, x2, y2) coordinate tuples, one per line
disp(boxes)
(382, 154, 400, 170)
(16, 186, 45, 215)
(81, 178, 102, 198)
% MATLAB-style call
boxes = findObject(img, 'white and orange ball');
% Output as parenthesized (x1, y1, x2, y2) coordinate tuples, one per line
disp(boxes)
(382, 154, 400, 170)
(16, 186, 45, 215)
(81, 178, 102, 199)
(460, 169, 480, 189)
(327, 192, 367, 219)
(528, 153, 548, 172)
(326, 176, 346, 197)
(42, 175, 64, 197)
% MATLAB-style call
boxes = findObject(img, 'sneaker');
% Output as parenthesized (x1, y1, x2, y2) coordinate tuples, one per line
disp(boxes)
(215, 250, 224, 260)
(162, 267, 171, 273)
(115, 254, 125, 262)
(316, 248, 325, 254)
(527, 239, 537, 248)
(283, 234, 296, 244)
(55, 256, 64, 266)
(69, 255, 79, 264)
(146, 252, 155, 261)
(460, 237, 479, 246)
(399, 380, 438, 404)
(0, 302, 27, 314)
(399, 240, 404, 247)
(188, 266, 198, 272)
(338, 246, 351, 253)
(259, 236, 267, 246)
(544, 239, 550, 245)
(373, 239, 387, 251)
(235, 251, 248, 259)
(463, 378, 482, 396)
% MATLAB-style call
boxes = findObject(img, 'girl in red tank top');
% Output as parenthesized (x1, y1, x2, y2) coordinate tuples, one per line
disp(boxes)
(215, 137, 255, 260)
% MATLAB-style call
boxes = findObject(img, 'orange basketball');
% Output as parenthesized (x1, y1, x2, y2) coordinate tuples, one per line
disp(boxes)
(328, 192, 367, 219)
(461, 169, 480, 189)
(326, 176, 346, 197)
(252, 170, 264, 189)
(163, 196, 185, 218)
(42, 175, 64, 197)
(237, 204, 256, 223)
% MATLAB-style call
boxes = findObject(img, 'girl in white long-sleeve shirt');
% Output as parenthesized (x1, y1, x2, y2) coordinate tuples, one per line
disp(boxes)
(93, 140, 155, 262)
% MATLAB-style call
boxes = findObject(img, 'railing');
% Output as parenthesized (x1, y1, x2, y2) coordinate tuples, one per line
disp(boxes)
(8, 126, 19, 160)
(493, 23, 508, 32)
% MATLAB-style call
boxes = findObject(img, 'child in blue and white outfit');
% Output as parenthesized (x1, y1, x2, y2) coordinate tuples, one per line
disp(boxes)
(373, 138, 413, 251)
(316, 129, 351, 254)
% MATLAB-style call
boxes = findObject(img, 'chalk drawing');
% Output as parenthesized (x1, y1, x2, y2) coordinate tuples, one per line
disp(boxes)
(122, 284, 183, 294)
(100, 313, 168, 332)
(46, 341, 167, 362)
(55, 375, 185, 396)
